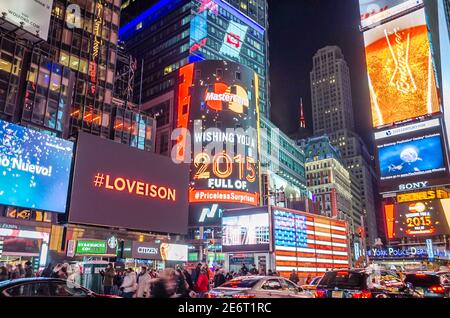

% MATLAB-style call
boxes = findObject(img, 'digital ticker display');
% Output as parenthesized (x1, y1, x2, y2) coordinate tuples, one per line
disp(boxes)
(359, 0, 423, 28)
(384, 199, 450, 239)
(363, 8, 440, 128)
(0, 119, 73, 213)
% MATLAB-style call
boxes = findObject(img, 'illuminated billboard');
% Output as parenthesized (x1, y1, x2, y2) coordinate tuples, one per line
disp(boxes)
(69, 132, 189, 234)
(272, 207, 350, 279)
(222, 207, 270, 252)
(0, 119, 74, 213)
(384, 199, 450, 239)
(359, 0, 423, 28)
(375, 119, 449, 193)
(175, 60, 260, 227)
(363, 8, 440, 128)
(126, 241, 188, 262)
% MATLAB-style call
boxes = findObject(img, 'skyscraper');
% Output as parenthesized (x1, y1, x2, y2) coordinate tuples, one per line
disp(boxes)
(120, 0, 270, 118)
(310, 45, 378, 244)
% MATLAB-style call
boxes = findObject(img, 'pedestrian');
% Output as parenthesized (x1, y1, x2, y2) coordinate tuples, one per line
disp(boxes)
(305, 275, 312, 284)
(24, 261, 34, 278)
(0, 266, 8, 281)
(194, 268, 210, 298)
(175, 268, 189, 297)
(213, 268, 226, 287)
(225, 271, 233, 281)
(136, 266, 151, 298)
(17, 264, 25, 278)
(182, 266, 194, 291)
(267, 269, 274, 276)
(100, 263, 116, 295)
(113, 271, 124, 295)
(191, 263, 202, 285)
(250, 264, 258, 275)
(120, 268, 137, 298)
(239, 263, 249, 276)
(59, 264, 69, 279)
(41, 263, 53, 278)
(289, 270, 300, 285)
(150, 277, 170, 298)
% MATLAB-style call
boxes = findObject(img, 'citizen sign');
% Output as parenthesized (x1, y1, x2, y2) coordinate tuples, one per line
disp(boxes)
(398, 181, 428, 191)
(137, 247, 158, 255)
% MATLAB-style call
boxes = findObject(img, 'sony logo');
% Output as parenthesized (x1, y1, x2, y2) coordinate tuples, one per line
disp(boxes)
(399, 181, 429, 191)
(137, 247, 158, 254)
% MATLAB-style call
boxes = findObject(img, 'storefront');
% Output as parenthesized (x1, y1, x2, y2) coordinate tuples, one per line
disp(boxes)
(0, 217, 52, 271)
(367, 246, 450, 271)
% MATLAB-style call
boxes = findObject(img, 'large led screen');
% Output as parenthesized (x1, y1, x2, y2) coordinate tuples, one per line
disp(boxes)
(363, 8, 440, 128)
(272, 207, 350, 279)
(384, 199, 450, 239)
(378, 133, 446, 180)
(175, 60, 261, 227)
(69, 132, 189, 234)
(359, 0, 423, 28)
(0, 119, 73, 213)
(222, 208, 270, 252)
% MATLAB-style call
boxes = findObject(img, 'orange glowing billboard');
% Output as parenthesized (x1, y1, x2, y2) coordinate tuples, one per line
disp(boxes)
(364, 8, 441, 128)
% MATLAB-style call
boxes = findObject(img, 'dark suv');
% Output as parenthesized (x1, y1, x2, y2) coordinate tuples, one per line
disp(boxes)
(404, 273, 449, 298)
(315, 269, 417, 298)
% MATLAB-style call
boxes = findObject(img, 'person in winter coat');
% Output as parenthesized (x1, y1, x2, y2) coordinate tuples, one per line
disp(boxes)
(40, 263, 53, 278)
(289, 270, 300, 285)
(175, 268, 189, 297)
(24, 261, 34, 278)
(182, 267, 194, 291)
(194, 269, 210, 298)
(100, 263, 116, 295)
(191, 263, 202, 285)
(249, 264, 258, 275)
(136, 266, 152, 298)
(0, 266, 8, 281)
(213, 268, 226, 287)
(120, 268, 137, 298)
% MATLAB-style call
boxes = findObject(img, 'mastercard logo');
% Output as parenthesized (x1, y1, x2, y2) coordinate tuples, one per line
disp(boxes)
(408, 202, 427, 213)
(204, 83, 249, 114)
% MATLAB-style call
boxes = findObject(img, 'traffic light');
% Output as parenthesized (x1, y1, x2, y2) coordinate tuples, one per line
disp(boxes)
(357, 226, 365, 237)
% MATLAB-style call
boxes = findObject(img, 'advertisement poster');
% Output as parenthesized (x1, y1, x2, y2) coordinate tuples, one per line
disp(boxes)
(129, 241, 188, 262)
(378, 133, 446, 180)
(176, 61, 260, 227)
(0, 0, 54, 40)
(385, 199, 450, 238)
(359, 0, 423, 28)
(69, 132, 189, 234)
(363, 8, 440, 128)
(0, 119, 74, 213)
(222, 213, 270, 252)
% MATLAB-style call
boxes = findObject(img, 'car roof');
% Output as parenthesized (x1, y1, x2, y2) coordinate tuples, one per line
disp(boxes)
(0, 277, 66, 288)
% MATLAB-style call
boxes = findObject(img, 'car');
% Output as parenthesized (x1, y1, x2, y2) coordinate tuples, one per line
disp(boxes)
(314, 269, 418, 298)
(436, 271, 450, 297)
(0, 277, 120, 298)
(207, 276, 314, 298)
(301, 276, 322, 291)
(404, 272, 448, 298)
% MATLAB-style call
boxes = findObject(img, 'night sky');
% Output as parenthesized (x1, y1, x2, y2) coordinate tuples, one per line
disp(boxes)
(268, 0, 373, 149)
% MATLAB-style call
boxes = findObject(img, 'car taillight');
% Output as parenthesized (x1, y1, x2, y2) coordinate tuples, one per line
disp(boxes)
(352, 291, 372, 298)
(314, 289, 327, 298)
(206, 293, 216, 298)
(429, 286, 445, 294)
(232, 294, 255, 298)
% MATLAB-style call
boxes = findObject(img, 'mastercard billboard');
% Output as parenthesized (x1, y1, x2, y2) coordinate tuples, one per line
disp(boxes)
(363, 8, 441, 128)
(175, 60, 261, 227)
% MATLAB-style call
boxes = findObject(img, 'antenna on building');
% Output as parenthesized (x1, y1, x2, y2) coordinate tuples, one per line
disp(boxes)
(299, 98, 306, 129)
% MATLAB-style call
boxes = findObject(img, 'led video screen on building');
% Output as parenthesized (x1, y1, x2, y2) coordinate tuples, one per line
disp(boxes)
(69, 132, 189, 234)
(359, 0, 423, 28)
(375, 119, 449, 193)
(175, 60, 260, 227)
(363, 8, 440, 128)
(384, 199, 450, 239)
(0, 119, 74, 213)
(272, 207, 350, 279)
(222, 207, 270, 252)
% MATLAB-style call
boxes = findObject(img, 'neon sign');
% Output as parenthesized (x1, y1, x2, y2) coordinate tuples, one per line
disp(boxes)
(89, 2, 103, 96)
(93, 173, 177, 202)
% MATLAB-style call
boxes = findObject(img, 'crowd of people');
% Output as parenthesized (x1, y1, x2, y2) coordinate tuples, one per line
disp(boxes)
(1, 261, 285, 298)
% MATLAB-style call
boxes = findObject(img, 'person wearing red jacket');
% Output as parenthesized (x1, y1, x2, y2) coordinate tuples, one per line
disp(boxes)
(194, 269, 210, 298)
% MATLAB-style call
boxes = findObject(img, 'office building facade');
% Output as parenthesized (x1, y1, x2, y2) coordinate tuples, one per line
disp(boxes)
(310, 45, 378, 244)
